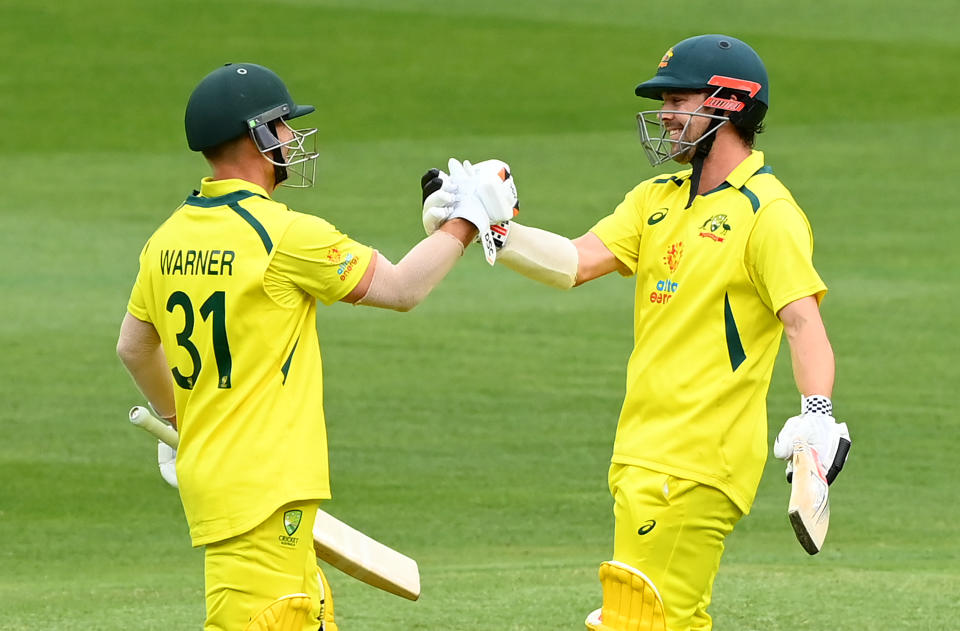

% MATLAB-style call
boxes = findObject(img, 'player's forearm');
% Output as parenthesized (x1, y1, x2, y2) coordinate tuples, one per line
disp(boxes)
(117, 313, 177, 422)
(781, 297, 834, 397)
(356, 229, 465, 311)
(497, 222, 578, 289)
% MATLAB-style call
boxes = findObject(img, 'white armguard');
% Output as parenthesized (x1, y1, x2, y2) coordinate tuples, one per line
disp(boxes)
(356, 230, 464, 311)
(497, 222, 578, 290)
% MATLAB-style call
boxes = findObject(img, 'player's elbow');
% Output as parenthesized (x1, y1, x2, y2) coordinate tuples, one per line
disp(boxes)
(116, 334, 133, 362)
(356, 279, 430, 312)
(116, 336, 142, 368)
(391, 301, 416, 313)
(117, 314, 161, 367)
(389, 288, 430, 312)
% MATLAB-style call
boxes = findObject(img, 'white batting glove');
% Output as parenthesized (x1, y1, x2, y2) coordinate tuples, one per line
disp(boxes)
(421, 167, 457, 235)
(464, 159, 520, 225)
(420, 162, 491, 238)
(468, 159, 517, 253)
(420, 159, 517, 264)
(448, 158, 519, 264)
(773, 395, 851, 484)
(158, 442, 179, 489)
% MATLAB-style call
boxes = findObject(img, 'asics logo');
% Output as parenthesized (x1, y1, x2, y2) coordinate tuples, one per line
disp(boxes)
(647, 209, 669, 225)
(637, 520, 656, 536)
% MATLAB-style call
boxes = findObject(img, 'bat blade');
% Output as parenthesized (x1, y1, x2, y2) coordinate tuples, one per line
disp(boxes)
(788, 440, 830, 554)
(313, 509, 421, 601)
(127, 405, 420, 599)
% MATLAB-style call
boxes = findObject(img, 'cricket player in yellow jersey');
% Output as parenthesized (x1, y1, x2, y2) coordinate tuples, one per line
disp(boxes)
(116, 63, 511, 631)
(424, 35, 852, 630)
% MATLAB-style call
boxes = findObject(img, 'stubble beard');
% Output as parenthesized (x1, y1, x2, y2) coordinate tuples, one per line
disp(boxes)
(670, 116, 710, 164)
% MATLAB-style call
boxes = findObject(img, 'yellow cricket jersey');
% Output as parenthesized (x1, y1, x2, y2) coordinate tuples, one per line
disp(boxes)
(591, 151, 826, 513)
(127, 178, 373, 546)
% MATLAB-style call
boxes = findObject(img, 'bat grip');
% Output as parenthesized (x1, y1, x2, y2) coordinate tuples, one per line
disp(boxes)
(129, 406, 180, 448)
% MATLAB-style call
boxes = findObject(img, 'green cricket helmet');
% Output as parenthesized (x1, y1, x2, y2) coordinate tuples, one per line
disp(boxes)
(634, 35, 769, 167)
(185, 63, 319, 187)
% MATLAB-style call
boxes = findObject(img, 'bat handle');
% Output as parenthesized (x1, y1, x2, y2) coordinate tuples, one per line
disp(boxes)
(129, 406, 180, 448)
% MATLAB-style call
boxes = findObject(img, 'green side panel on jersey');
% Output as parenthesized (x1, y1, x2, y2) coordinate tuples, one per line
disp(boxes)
(724, 292, 746, 371)
(280, 338, 299, 385)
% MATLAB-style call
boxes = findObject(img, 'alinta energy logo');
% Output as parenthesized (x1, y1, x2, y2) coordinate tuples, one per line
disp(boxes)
(651, 241, 682, 304)
(699, 214, 731, 242)
(337, 252, 359, 281)
(279, 509, 303, 547)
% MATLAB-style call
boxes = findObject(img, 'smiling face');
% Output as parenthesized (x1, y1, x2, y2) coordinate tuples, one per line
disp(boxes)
(636, 89, 730, 167)
(658, 90, 713, 164)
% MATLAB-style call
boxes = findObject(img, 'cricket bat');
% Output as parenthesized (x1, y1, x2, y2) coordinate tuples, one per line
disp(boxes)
(128, 406, 421, 600)
(788, 440, 830, 555)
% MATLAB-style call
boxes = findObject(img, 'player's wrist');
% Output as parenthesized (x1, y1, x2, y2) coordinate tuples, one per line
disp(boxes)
(800, 394, 832, 416)
(438, 219, 477, 249)
(149, 402, 176, 423)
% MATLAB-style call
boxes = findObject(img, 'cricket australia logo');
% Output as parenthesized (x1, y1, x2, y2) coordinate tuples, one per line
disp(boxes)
(284, 510, 302, 535)
(279, 509, 303, 547)
(699, 214, 731, 242)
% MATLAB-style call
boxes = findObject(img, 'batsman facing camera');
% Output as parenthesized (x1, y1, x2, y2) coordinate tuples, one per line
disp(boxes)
(635, 34, 769, 170)
(414, 32, 850, 629)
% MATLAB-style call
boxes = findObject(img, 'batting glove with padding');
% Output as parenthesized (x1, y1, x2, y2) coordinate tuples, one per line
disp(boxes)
(421, 167, 457, 235)
(420, 158, 519, 264)
(464, 158, 519, 224)
(773, 395, 851, 484)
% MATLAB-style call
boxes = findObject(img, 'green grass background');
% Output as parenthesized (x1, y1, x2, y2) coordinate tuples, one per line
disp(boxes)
(1, 1, 957, 628)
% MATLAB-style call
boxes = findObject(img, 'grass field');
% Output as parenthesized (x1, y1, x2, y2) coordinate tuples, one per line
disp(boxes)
(1, 1, 958, 629)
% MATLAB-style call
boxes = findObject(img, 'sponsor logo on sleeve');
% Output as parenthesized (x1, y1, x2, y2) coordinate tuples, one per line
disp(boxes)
(337, 252, 359, 281)
(325, 246, 361, 281)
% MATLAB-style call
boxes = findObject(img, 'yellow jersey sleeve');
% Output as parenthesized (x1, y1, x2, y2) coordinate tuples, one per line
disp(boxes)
(126, 242, 153, 322)
(589, 184, 648, 276)
(266, 214, 374, 306)
(745, 199, 827, 314)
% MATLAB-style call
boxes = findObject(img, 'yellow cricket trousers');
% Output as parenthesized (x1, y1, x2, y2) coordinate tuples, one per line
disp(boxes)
(609, 464, 743, 631)
(203, 500, 328, 631)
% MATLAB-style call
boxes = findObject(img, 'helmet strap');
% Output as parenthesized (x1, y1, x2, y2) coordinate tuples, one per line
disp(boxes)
(267, 121, 289, 186)
(685, 112, 727, 208)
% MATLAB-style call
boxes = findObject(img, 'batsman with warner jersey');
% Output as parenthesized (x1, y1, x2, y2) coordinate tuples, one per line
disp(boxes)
(117, 63, 515, 630)
(424, 35, 853, 630)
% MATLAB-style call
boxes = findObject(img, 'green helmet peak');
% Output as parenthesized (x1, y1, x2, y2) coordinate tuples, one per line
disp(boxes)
(184, 63, 315, 152)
